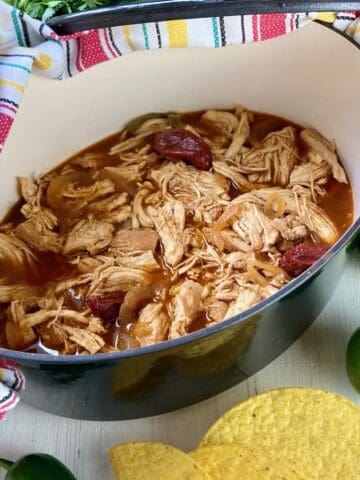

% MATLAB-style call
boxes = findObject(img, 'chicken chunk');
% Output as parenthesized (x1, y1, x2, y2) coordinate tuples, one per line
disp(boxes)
(290, 160, 331, 186)
(149, 201, 185, 267)
(150, 162, 229, 224)
(111, 229, 159, 253)
(62, 325, 105, 354)
(201, 110, 239, 138)
(273, 214, 308, 242)
(300, 128, 347, 183)
(213, 161, 255, 191)
(62, 178, 115, 208)
(225, 287, 261, 319)
(263, 127, 298, 185)
(88, 193, 131, 224)
(105, 164, 145, 184)
(0, 232, 36, 279)
(304, 203, 339, 245)
(220, 230, 251, 253)
(134, 303, 170, 347)
(232, 203, 280, 252)
(132, 189, 157, 229)
(169, 280, 203, 339)
(0, 285, 41, 303)
(116, 251, 160, 272)
(14, 210, 63, 254)
(18, 177, 39, 203)
(90, 266, 151, 294)
(225, 111, 250, 159)
(204, 297, 229, 324)
(63, 217, 114, 255)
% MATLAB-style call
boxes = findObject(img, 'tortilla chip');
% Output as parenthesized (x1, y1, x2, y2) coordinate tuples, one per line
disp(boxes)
(190, 444, 305, 479)
(109, 442, 213, 480)
(200, 387, 360, 479)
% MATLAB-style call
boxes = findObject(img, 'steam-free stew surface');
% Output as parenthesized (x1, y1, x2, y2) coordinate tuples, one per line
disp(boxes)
(0, 108, 353, 354)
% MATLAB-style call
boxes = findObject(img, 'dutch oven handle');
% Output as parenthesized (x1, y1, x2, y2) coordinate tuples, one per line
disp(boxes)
(48, 0, 360, 35)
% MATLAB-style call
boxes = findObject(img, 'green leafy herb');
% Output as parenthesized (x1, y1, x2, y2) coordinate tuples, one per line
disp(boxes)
(4, 0, 113, 21)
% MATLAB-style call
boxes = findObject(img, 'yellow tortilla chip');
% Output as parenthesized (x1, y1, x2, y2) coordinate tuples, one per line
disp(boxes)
(109, 442, 213, 480)
(190, 444, 305, 479)
(200, 387, 360, 479)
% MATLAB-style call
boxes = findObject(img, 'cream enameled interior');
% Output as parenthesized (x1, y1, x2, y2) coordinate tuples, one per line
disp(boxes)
(2, 22, 360, 220)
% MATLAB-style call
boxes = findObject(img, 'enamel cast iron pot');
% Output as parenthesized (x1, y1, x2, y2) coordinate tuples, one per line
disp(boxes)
(1, 22, 360, 420)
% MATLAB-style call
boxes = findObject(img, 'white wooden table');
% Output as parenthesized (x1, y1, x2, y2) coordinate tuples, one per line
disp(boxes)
(1, 250, 359, 480)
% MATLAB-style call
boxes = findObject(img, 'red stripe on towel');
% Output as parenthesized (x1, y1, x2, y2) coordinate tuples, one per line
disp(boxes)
(259, 14, 287, 40)
(78, 30, 109, 69)
(0, 103, 17, 115)
(252, 15, 259, 41)
(0, 392, 18, 412)
(0, 113, 14, 153)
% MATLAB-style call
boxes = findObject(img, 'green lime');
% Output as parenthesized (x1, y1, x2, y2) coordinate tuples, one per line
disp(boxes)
(346, 327, 360, 392)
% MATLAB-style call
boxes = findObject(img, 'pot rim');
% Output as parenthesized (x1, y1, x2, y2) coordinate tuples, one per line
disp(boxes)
(47, 1, 360, 35)
(1, 24, 359, 365)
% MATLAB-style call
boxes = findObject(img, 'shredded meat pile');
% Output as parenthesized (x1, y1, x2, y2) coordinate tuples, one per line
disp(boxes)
(0, 108, 351, 355)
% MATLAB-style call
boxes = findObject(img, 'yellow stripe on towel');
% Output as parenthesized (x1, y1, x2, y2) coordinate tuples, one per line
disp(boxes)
(167, 20, 189, 47)
(312, 12, 336, 23)
(0, 79, 25, 93)
(123, 25, 136, 51)
(0, 369, 4, 381)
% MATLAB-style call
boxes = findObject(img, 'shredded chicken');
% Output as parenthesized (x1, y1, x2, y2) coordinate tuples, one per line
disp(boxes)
(0, 107, 351, 354)
(116, 251, 160, 272)
(111, 229, 159, 253)
(62, 178, 115, 208)
(134, 303, 170, 347)
(90, 266, 151, 294)
(232, 203, 280, 252)
(149, 201, 186, 266)
(0, 285, 41, 303)
(87, 193, 131, 224)
(225, 286, 261, 319)
(201, 110, 239, 138)
(169, 280, 203, 339)
(300, 128, 347, 183)
(0, 233, 37, 281)
(225, 111, 250, 160)
(63, 217, 114, 255)
(14, 214, 63, 254)
(150, 161, 230, 224)
(62, 326, 105, 354)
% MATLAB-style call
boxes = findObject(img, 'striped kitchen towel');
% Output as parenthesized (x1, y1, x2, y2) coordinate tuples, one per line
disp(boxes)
(0, 359, 25, 420)
(0, 3, 359, 154)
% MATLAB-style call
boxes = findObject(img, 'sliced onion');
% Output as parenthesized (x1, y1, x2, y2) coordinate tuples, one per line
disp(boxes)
(47, 172, 92, 214)
(247, 259, 285, 287)
(264, 193, 285, 218)
(101, 168, 137, 195)
(119, 284, 155, 326)
(246, 262, 268, 287)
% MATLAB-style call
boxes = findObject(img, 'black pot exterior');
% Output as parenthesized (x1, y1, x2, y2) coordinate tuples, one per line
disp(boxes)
(48, 0, 360, 35)
(1, 224, 358, 420)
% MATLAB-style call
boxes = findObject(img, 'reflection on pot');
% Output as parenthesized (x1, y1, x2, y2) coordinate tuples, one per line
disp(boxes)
(111, 313, 260, 398)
